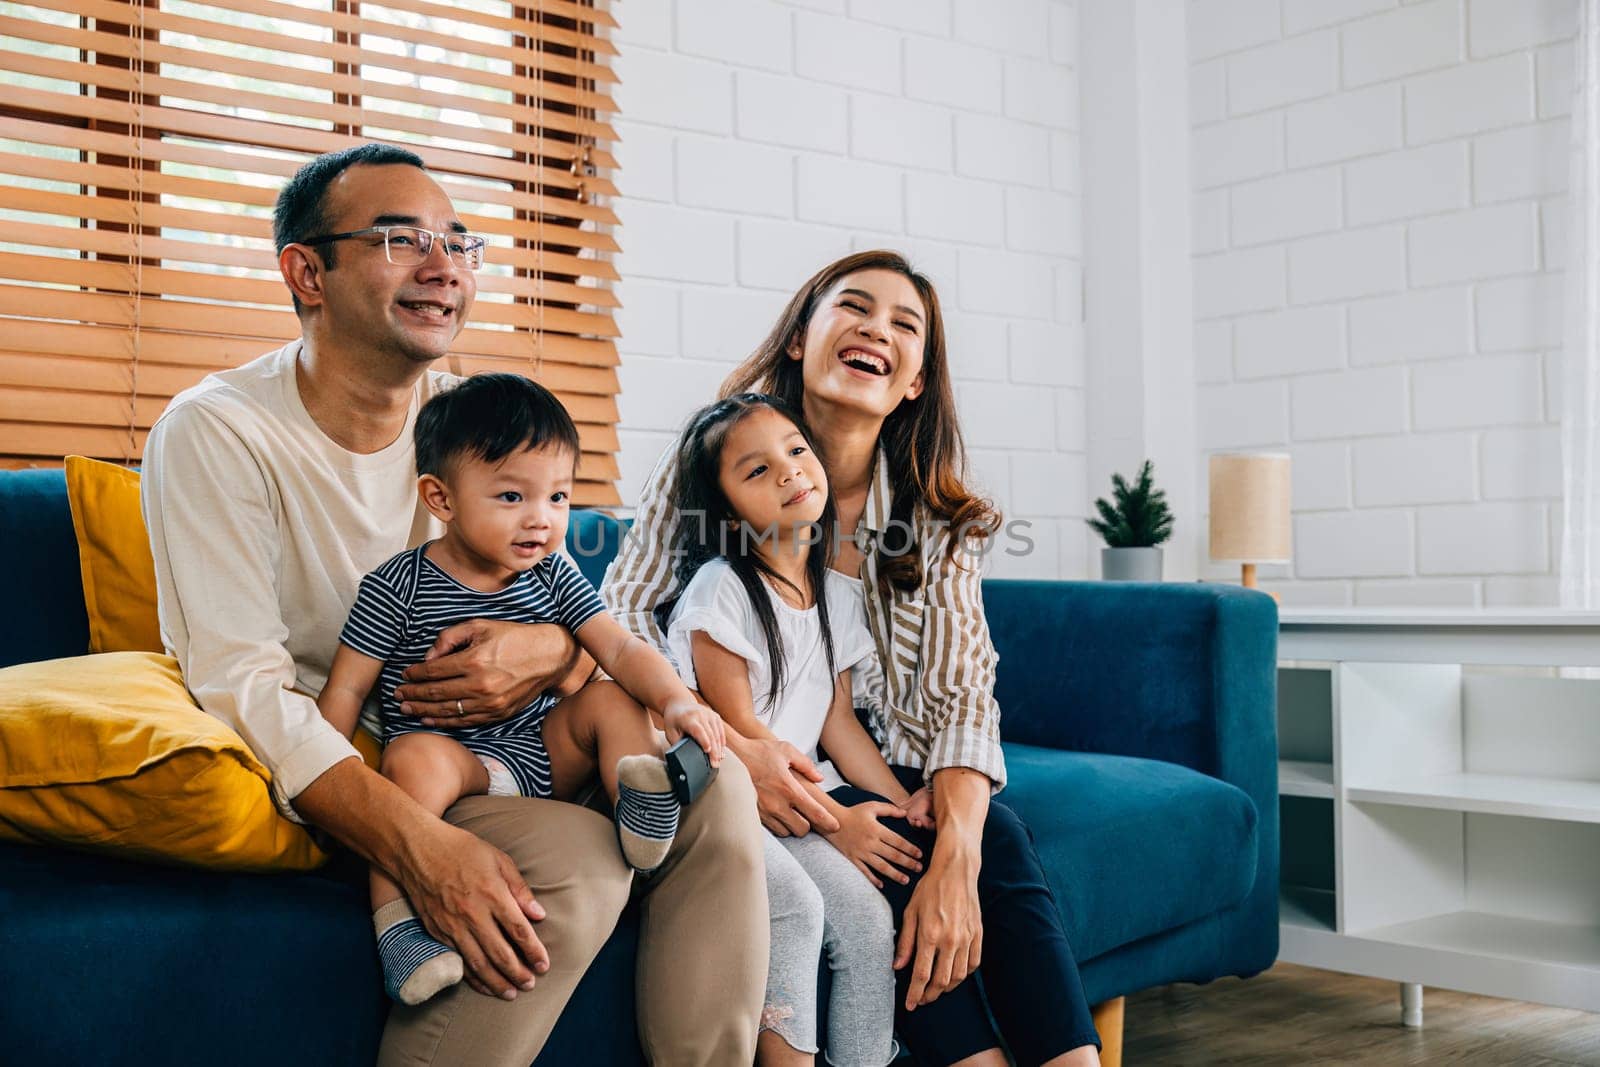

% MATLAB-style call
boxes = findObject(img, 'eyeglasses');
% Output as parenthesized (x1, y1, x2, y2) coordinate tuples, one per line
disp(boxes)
(299, 225, 486, 271)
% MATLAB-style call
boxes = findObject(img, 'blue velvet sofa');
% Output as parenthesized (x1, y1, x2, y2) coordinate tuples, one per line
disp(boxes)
(0, 467, 1279, 1065)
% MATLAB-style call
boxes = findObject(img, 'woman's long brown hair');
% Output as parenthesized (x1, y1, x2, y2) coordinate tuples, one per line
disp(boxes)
(719, 250, 1000, 595)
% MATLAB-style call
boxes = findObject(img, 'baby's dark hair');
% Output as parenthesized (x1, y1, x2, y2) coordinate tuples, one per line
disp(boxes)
(415, 373, 580, 479)
(670, 393, 837, 709)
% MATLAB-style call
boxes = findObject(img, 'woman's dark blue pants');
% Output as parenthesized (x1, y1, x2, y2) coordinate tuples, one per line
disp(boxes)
(827, 766, 1102, 1067)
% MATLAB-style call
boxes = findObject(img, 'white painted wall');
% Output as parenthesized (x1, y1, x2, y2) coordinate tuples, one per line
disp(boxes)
(608, 0, 1088, 579)
(1189, 0, 1575, 607)
(1082, 0, 1201, 580)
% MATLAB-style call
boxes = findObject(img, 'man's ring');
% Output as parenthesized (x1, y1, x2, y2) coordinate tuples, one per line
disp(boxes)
(456, 699, 465, 717)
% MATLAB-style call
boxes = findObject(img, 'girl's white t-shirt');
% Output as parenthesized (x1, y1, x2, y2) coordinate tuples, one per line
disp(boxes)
(667, 558, 878, 792)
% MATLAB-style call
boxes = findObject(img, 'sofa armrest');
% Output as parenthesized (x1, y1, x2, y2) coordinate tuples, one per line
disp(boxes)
(985, 579, 1281, 978)
(984, 579, 1281, 983)
(983, 580, 1278, 783)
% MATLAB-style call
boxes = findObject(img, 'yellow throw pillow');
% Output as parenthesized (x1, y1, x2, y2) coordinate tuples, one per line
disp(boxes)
(0, 651, 328, 871)
(64, 455, 163, 655)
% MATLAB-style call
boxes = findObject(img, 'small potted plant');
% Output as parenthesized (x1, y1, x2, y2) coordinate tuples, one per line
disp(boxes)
(1087, 460, 1173, 581)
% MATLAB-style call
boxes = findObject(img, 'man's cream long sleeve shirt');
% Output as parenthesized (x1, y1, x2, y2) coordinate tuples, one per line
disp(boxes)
(142, 341, 452, 820)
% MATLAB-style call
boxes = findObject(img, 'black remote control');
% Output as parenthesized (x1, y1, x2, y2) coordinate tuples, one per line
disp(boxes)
(664, 736, 716, 806)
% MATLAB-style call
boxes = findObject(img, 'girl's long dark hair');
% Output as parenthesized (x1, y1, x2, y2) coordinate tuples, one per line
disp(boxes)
(671, 394, 838, 711)
(718, 249, 1000, 598)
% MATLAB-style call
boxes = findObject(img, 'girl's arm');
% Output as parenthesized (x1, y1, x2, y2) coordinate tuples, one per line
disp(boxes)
(819, 669, 912, 806)
(815, 668, 926, 888)
(691, 630, 842, 835)
(691, 630, 778, 744)
(317, 643, 386, 739)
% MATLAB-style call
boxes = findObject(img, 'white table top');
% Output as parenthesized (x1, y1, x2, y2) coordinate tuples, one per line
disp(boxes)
(1278, 608, 1600, 666)
(1281, 608, 1600, 629)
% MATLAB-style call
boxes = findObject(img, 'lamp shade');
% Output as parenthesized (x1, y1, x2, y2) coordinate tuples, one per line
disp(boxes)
(1209, 452, 1291, 564)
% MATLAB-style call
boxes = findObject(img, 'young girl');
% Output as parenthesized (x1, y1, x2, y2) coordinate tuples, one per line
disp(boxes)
(317, 374, 725, 1007)
(665, 394, 931, 1067)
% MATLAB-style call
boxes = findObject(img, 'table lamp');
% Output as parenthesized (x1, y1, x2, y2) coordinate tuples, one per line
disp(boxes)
(1209, 452, 1291, 589)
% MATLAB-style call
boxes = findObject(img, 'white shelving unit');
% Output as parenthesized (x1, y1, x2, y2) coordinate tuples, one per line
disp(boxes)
(1276, 610, 1600, 1022)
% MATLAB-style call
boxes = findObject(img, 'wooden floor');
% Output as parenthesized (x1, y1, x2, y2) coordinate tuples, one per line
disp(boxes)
(1123, 963, 1600, 1066)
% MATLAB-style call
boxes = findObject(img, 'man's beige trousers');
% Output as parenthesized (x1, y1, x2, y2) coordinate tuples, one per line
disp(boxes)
(379, 757, 768, 1066)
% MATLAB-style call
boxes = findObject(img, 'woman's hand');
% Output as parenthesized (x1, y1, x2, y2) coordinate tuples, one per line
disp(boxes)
(662, 699, 726, 765)
(898, 768, 989, 1009)
(395, 620, 585, 727)
(896, 844, 983, 1010)
(822, 801, 923, 889)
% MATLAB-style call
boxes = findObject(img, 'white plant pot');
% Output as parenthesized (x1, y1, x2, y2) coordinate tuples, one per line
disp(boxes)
(1101, 546, 1163, 582)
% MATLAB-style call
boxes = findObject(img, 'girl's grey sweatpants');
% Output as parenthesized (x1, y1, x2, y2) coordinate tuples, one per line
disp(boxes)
(761, 832, 898, 1066)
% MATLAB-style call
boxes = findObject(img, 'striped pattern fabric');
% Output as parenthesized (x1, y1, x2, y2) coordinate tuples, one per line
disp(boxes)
(617, 780, 682, 840)
(602, 447, 1007, 790)
(375, 917, 456, 1004)
(341, 544, 608, 798)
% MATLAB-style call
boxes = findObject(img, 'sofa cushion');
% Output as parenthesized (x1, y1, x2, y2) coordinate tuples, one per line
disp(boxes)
(64, 456, 163, 655)
(0, 836, 652, 1067)
(0, 841, 386, 1066)
(0, 468, 87, 668)
(998, 742, 1258, 962)
(0, 651, 327, 871)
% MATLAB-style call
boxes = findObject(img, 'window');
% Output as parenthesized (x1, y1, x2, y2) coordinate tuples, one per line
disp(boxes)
(0, 0, 622, 504)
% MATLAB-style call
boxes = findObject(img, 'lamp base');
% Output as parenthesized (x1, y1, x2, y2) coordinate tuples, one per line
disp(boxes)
(1238, 563, 1281, 603)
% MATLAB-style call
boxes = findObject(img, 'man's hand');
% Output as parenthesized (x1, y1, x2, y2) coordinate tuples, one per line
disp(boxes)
(821, 801, 922, 889)
(735, 735, 841, 836)
(395, 619, 585, 727)
(895, 845, 982, 1011)
(293, 759, 551, 999)
(400, 817, 552, 999)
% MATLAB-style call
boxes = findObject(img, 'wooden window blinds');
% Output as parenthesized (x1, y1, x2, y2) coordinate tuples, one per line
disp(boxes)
(0, 0, 623, 505)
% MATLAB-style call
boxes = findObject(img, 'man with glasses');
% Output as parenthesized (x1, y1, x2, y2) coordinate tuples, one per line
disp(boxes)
(141, 143, 767, 1065)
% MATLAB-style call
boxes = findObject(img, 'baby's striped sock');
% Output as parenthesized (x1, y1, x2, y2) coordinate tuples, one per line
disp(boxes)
(615, 754, 681, 874)
(374, 899, 464, 1006)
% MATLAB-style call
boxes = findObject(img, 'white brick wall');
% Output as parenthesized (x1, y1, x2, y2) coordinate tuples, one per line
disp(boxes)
(1286, 85, 1402, 166)
(1234, 305, 1343, 378)
(1190, 0, 1569, 605)
(1403, 54, 1536, 145)
(1230, 168, 1341, 245)
(612, 0, 1086, 579)
(1340, 0, 1461, 87)
(1344, 142, 1469, 225)
(1288, 225, 1406, 302)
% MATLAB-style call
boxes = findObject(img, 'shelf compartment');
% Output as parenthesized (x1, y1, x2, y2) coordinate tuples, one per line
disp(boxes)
(1352, 910, 1600, 1013)
(1281, 885, 1335, 932)
(1346, 773, 1600, 825)
(1278, 666, 1333, 767)
(1275, 619, 1600, 1016)
(1364, 910, 1600, 969)
(1279, 760, 1333, 799)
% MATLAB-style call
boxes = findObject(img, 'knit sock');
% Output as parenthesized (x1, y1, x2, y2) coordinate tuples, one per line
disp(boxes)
(374, 899, 464, 1006)
(615, 754, 681, 874)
